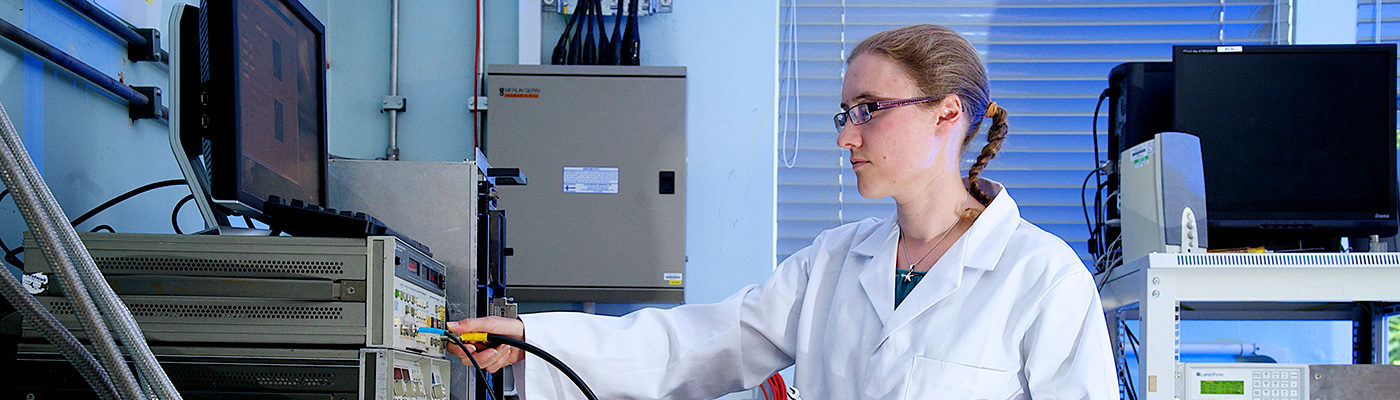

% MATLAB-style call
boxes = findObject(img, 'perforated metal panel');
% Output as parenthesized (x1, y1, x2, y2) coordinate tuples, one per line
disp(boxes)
(38, 296, 362, 331)
(1173, 253, 1400, 267)
(94, 256, 346, 276)
(24, 232, 368, 280)
(21, 233, 445, 350)
(169, 368, 342, 389)
(47, 300, 346, 320)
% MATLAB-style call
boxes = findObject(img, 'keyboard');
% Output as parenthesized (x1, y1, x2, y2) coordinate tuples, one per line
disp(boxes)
(263, 195, 432, 257)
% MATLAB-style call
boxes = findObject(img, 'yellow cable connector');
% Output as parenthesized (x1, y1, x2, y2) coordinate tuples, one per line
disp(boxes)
(460, 332, 489, 342)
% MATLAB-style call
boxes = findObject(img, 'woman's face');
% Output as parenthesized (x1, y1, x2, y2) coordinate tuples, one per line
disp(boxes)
(837, 54, 963, 200)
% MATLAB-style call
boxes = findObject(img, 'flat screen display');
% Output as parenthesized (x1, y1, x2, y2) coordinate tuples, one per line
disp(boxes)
(234, 0, 324, 208)
(200, 0, 326, 215)
(1173, 45, 1397, 238)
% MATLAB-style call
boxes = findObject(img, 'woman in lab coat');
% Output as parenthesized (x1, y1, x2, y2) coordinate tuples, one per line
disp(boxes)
(449, 24, 1116, 399)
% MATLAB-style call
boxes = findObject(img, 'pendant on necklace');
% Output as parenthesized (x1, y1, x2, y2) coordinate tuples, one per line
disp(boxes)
(902, 269, 915, 282)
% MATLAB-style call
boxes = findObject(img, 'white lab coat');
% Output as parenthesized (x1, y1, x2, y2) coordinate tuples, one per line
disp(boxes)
(517, 179, 1116, 399)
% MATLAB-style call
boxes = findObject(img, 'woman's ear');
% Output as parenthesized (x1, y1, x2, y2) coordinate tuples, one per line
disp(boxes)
(937, 94, 963, 123)
(933, 94, 964, 133)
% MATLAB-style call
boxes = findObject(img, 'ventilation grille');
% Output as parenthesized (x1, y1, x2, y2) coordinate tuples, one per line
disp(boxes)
(169, 369, 339, 389)
(49, 301, 345, 320)
(1175, 253, 1400, 267)
(95, 256, 344, 275)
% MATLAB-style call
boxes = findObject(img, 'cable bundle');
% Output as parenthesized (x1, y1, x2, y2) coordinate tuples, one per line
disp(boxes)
(0, 99, 183, 400)
(552, 0, 639, 66)
(1086, 88, 1123, 289)
(760, 373, 788, 400)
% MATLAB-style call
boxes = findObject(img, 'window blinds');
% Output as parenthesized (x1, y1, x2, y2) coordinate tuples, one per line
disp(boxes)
(777, 1, 1285, 265)
(1360, 0, 1399, 43)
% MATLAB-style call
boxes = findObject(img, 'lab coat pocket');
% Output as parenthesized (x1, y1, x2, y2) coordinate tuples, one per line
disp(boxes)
(905, 356, 1020, 400)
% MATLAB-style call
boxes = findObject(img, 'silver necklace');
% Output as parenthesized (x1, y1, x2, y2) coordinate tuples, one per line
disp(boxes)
(899, 216, 961, 282)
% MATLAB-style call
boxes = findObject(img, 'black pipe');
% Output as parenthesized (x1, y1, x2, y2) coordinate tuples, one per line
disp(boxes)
(55, 0, 146, 48)
(0, 17, 149, 107)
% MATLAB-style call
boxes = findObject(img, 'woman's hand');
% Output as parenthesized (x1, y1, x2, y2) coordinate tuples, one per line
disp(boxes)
(446, 317, 526, 373)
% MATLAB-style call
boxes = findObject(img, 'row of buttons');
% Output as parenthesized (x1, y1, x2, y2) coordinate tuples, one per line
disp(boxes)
(396, 289, 433, 309)
(1252, 388, 1298, 399)
(1253, 380, 1297, 389)
(1253, 371, 1298, 380)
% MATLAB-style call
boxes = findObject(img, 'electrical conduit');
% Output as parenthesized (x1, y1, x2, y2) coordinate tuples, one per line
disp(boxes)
(0, 100, 183, 399)
(0, 102, 146, 400)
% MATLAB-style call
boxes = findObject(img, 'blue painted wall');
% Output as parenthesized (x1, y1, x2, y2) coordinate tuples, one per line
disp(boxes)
(323, 0, 473, 161)
(1, 0, 192, 274)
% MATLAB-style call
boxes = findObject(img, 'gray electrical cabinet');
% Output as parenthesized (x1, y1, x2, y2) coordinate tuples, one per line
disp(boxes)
(486, 64, 686, 303)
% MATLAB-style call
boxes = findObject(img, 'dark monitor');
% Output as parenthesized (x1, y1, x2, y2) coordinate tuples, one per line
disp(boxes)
(1104, 62, 1173, 253)
(1108, 62, 1173, 165)
(190, 0, 327, 220)
(1173, 44, 1398, 248)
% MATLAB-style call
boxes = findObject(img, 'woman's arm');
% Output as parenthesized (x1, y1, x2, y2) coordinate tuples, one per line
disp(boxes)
(1020, 267, 1118, 399)
(451, 231, 832, 400)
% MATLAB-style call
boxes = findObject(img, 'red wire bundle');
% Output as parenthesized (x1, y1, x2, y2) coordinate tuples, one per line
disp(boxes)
(761, 373, 787, 400)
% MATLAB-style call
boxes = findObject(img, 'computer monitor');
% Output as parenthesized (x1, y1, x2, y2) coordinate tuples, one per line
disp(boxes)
(168, 0, 327, 228)
(1173, 44, 1398, 248)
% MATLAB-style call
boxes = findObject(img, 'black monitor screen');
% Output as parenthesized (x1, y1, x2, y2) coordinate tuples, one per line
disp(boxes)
(202, 0, 326, 212)
(1173, 45, 1397, 240)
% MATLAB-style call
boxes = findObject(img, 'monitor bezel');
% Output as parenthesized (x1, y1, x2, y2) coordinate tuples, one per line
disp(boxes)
(202, 0, 329, 219)
(1172, 44, 1398, 236)
(169, 3, 226, 229)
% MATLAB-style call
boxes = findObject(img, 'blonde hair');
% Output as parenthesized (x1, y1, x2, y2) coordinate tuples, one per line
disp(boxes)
(849, 24, 1010, 211)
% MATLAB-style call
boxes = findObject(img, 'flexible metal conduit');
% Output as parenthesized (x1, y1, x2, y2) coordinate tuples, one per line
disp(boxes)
(40, 161, 181, 399)
(49, 185, 185, 400)
(0, 99, 184, 398)
(0, 17, 149, 106)
(0, 256, 118, 400)
(4, 120, 184, 398)
(0, 105, 146, 399)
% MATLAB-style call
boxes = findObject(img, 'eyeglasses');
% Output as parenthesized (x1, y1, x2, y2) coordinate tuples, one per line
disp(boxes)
(832, 96, 937, 132)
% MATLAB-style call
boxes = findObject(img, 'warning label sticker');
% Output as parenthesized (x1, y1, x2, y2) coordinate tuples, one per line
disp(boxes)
(563, 167, 619, 194)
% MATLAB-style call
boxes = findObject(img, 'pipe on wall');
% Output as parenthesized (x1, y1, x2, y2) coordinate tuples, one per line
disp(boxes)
(0, 17, 150, 107)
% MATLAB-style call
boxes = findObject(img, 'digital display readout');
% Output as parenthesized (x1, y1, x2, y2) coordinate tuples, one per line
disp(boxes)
(1201, 380, 1244, 395)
